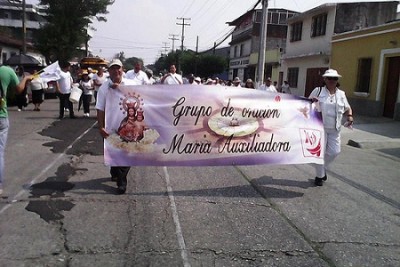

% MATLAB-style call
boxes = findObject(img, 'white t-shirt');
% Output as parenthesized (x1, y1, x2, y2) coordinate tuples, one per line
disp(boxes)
(309, 86, 350, 130)
(92, 72, 108, 92)
(259, 84, 277, 93)
(125, 70, 150, 85)
(57, 71, 73, 94)
(95, 78, 140, 112)
(29, 77, 48, 91)
(80, 79, 94, 95)
(148, 77, 156, 85)
(281, 84, 291, 94)
(163, 73, 183, 85)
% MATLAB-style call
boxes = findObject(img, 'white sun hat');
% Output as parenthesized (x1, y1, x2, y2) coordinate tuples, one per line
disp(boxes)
(322, 69, 342, 78)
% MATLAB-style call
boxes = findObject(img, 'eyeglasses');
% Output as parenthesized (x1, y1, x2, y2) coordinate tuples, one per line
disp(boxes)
(326, 77, 338, 81)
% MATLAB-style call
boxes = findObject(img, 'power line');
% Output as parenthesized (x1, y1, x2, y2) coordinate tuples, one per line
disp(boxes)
(179, 0, 196, 17)
(198, 0, 260, 53)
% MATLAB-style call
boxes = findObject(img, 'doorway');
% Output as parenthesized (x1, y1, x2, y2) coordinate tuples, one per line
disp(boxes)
(305, 68, 328, 97)
(383, 57, 400, 118)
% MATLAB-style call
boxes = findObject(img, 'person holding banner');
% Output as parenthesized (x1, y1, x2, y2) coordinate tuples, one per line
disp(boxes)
(160, 64, 183, 85)
(309, 69, 353, 186)
(96, 59, 139, 194)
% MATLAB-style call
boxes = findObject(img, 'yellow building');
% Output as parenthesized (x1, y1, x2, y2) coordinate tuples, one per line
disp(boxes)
(331, 20, 400, 120)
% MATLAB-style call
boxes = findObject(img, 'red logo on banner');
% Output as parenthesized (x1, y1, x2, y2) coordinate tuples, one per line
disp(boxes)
(300, 129, 322, 157)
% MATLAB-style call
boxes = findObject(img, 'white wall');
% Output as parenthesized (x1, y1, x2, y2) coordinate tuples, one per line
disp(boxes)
(285, 6, 336, 58)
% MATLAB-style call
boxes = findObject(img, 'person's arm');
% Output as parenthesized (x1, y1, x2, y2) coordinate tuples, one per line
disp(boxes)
(160, 73, 170, 84)
(55, 81, 61, 94)
(344, 107, 354, 126)
(15, 76, 33, 94)
(93, 76, 102, 87)
(96, 109, 109, 139)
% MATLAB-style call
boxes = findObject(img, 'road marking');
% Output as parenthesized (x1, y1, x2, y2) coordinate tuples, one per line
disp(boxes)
(0, 121, 98, 215)
(163, 166, 191, 267)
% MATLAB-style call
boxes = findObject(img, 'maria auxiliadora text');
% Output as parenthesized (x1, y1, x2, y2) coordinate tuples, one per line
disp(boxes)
(162, 133, 291, 154)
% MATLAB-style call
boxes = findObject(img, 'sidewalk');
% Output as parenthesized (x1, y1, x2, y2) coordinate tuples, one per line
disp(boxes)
(341, 115, 400, 158)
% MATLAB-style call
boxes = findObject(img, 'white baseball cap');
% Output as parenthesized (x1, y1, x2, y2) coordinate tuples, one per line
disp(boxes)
(108, 59, 123, 68)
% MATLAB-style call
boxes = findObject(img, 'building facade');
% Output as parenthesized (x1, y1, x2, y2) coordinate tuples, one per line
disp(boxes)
(282, 1, 398, 97)
(331, 20, 400, 120)
(0, 0, 46, 64)
(227, 8, 298, 85)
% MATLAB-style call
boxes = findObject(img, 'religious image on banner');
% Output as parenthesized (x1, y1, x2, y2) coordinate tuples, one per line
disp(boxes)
(106, 91, 160, 152)
(103, 85, 324, 167)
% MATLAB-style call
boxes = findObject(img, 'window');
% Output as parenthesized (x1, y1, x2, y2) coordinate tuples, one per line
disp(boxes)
(271, 12, 279, 24)
(234, 46, 238, 58)
(290, 22, 302, 42)
(311, 13, 327, 37)
(240, 44, 244, 56)
(356, 58, 372, 93)
(3, 12, 11, 19)
(280, 13, 288, 24)
(288, 68, 299, 87)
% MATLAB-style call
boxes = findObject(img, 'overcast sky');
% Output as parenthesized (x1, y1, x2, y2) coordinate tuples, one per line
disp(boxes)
(26, 0, 398, 65)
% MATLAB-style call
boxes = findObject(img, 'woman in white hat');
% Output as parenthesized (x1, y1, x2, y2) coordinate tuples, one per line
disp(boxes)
(244, 79, 256, 89)
(232, 77, 242, 87)
(309, 69, 354, 186)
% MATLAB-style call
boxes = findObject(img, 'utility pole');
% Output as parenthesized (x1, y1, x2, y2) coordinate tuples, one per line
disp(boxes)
(162, 42, 170, 56)
(176, 17, 191, 52)
(195, 36, 199, 75)
(169, 34, 179, 52)
(176, 17, 191, 73)
(196, 36, 199, 54)
(22, 0, 27, 54)
(257, 0, 268, 87)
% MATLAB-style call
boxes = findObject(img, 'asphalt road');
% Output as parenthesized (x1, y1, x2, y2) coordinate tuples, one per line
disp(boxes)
(0, 98, 399, 267)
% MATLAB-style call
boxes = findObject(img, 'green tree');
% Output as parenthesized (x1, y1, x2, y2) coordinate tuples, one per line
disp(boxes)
(154, 51, 226, 78)
(124, 57, 144, 70)
(154, 52, 179, 74)
(35, 0, 114, 63)
(196, 54, 227, 78)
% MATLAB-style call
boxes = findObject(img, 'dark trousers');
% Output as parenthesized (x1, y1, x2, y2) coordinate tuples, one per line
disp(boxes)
(110, 166, 130, 187)
(16, 90, 28, 109)
(58, 93, 74, 118)
(82, 94, 92, 114)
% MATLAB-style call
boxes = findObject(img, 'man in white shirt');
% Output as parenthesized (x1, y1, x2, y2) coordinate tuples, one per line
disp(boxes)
(259, 77, 277, 92)
(56, 61, 76, 119)
(125, 62, 150, 85)
(96, 59, 139, 195)
(161, 64, 183, 85)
